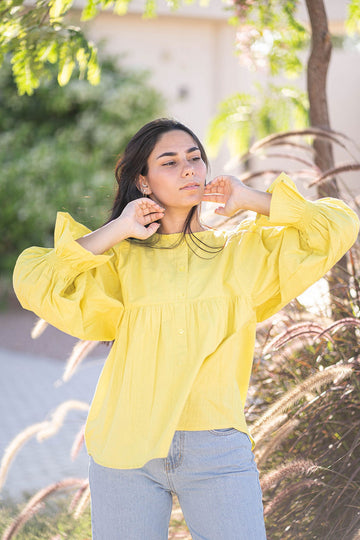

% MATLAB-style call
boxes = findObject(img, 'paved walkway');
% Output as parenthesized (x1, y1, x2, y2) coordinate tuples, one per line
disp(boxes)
(0, 307, 106, 502)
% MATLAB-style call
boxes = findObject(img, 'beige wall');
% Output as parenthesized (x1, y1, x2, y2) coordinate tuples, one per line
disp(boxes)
(72, 1, 359, 194)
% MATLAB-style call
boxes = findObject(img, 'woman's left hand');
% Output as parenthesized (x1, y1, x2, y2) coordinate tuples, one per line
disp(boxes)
(202, 175, 271, 217)
(202, 175, 248, 217)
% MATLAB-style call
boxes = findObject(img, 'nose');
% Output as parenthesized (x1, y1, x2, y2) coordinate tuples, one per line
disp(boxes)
(182, 161, 195, 177)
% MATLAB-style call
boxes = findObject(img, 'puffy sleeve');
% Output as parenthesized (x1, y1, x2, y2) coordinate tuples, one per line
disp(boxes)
(13, 212, 124, 341)
(234, 173, 359, 322)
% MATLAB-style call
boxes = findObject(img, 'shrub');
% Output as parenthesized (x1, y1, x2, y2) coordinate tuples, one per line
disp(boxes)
(0, 55, 164, 281)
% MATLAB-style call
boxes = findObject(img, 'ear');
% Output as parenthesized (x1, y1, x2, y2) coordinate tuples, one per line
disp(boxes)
(137, 174, 152, 195)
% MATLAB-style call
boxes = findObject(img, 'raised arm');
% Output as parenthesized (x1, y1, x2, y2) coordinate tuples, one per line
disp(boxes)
(77, 198, 165, 254)
(229, 173, 359, 322)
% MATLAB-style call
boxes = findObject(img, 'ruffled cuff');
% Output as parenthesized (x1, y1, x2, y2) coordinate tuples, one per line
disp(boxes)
(47, 212, 113, 274)
(265, 172, 315, 228)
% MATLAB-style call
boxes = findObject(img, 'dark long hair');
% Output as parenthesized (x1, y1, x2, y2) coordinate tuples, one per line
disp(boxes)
(108, 118, 223, 256)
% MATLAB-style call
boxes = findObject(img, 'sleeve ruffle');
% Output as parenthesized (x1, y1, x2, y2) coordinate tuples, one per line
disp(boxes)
(266, 172, 315, 227)
(48, 212, 114, 274)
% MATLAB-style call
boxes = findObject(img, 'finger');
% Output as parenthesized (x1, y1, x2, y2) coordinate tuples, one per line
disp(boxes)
(138, 199, 165, 212)
(145, 222, 161, 236)
(142, 211, 165, 225)
(214, 206, 227, 216)
(204, 184, 225, 195)
(202, 193, 225, 203)
(205, 177, 226, 189)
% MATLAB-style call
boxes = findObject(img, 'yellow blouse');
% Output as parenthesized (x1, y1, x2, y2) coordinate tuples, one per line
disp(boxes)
(13, 173, 359, 469)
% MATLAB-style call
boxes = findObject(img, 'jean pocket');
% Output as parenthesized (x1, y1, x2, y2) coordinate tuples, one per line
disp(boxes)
(208, 427, 239, 436)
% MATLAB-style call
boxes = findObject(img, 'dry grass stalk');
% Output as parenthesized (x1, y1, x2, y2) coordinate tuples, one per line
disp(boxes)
(251, 412, 288, 441)
(263, 478, 323, 517)
(253, 364, 353, 431)
(0, 402, 89, 492)
(0, 421, 48, 491)
(352, 529, 360, 540)
(62, 340, 99, 382)
(70, 423, 86, 461)
(68, 480, 89, 512)
(255, 419, 300, 468)
(318, 317, 360, 339)
(260, 459, 318, 492)
(262, 321, 332, 355)
(2, 478, 87, 540)
(72, 484, 91, 520)
(247, 127, 355, 158)
(37, 400, 89, 441)
(31, 318, 49, 339)
(308, 163, 360, 187)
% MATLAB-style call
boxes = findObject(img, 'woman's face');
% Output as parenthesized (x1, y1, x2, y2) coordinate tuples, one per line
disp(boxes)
(139, 130, 207, 210)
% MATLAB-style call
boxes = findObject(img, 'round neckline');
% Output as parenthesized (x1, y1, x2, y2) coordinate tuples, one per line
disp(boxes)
(154, 228, 213, 237)
(151, 227, 226, 247)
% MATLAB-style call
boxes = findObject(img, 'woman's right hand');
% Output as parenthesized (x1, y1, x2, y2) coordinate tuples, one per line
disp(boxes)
(117, 198, 165, 240)
(77, 198, 165, 255)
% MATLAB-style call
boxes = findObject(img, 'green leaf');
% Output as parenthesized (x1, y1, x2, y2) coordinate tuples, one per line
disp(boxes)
(58, 57, 75, 85)
(81, 0, 99, 21)
(87, 46, 100, 85)
(49, 0, 75, 20)
(346, 0, 360, 35)
(114, 0, 131, 16)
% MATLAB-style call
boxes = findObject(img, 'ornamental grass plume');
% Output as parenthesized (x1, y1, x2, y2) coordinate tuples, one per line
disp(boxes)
(72, 485, 91, 520)
(30, 318, 48, 339)
(36, 400, 89, 441)
(68, 481, 90, 513)
(62, 340, 99, 382)
(70, 424, 86, 461)
(252, 364, 353, 431)
(263, 479, 324, 517)
(0, 422, 48, 491)
(2, 478, 88, 540)
(0, 401, 89, 493)
(255, 419, 300, 468)
(262, 321, 333, 354)
(251, 412, 288, 441)
(260, 459, 318, 492)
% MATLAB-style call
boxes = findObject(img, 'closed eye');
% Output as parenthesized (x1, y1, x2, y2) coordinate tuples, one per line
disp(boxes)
(162, 161, 176, 166)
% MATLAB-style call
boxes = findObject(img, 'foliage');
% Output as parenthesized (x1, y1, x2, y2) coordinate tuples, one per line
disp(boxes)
(346, 0, 360, 35)
(206, 0, 360, 160)
(0, 0, 204, 95)
(206, 83, 308, 157)
(229, 0, 308, 78)
(0, 55, 164, 280)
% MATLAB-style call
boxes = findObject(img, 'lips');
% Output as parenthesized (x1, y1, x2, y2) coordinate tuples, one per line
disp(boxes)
(180, 182, 200, 190)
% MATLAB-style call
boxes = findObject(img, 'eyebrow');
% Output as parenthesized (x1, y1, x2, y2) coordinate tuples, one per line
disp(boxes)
(156, 146, 200, 159)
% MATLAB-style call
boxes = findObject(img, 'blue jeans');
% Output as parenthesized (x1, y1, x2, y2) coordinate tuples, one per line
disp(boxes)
(89, 429, 267, 539)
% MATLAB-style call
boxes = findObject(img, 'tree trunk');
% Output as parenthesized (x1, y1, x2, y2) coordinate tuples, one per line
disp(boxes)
(305, 0, 349, 316)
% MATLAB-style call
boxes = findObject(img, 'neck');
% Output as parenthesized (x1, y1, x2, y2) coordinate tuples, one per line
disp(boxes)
(157, 207, 205, 234)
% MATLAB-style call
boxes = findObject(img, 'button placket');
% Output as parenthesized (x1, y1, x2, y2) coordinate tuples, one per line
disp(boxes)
(174, 246, 188, 362)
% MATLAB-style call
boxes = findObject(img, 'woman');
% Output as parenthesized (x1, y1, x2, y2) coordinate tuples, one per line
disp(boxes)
(13, 118, 359, 539)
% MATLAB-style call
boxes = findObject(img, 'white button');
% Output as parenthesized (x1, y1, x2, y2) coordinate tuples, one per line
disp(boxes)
(178, 328, 184, 335)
